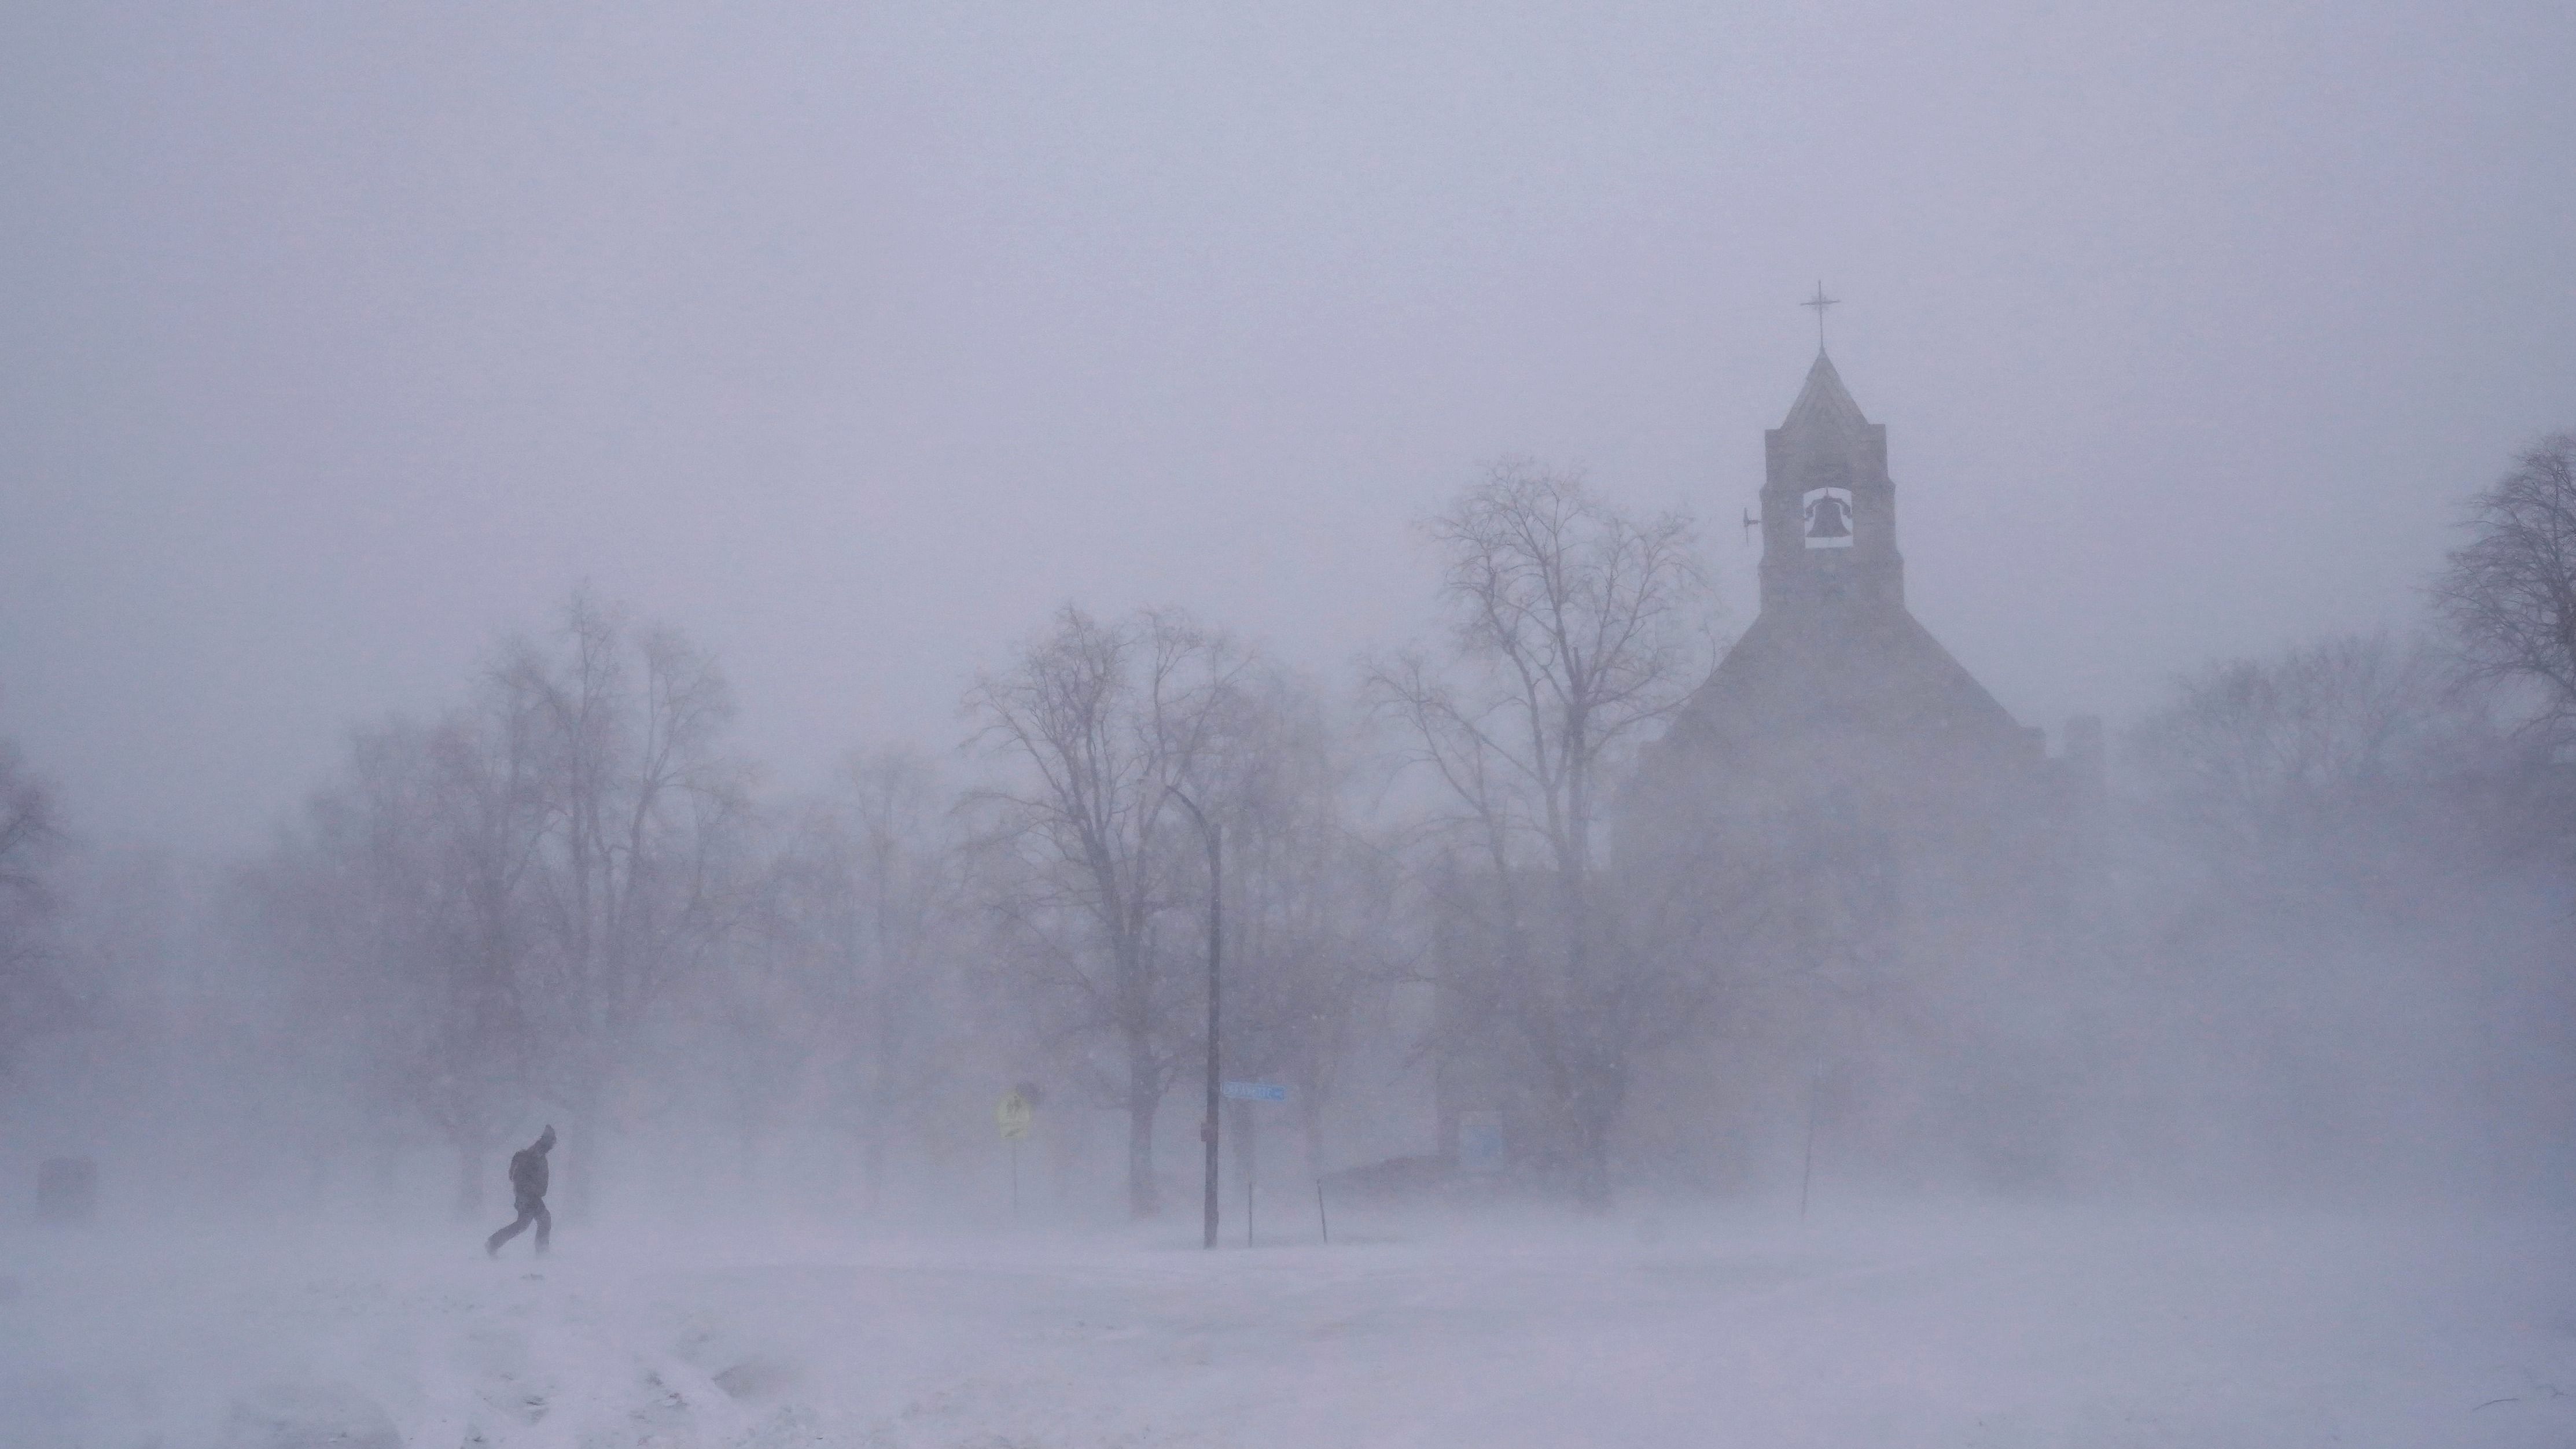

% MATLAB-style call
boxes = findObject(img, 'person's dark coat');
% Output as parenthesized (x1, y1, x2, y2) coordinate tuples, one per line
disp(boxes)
(507, 1133, 552, 1206)
(486, 1125, 557, 1258)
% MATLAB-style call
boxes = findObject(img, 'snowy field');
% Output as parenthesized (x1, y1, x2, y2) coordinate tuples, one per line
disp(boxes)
(8, 1201, 2576, 1448)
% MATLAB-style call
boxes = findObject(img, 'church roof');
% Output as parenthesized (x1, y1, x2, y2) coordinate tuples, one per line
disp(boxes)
(1617, 344, 2051, 851)
(1778, 352, 1869, 442)
(1666, 602, 2024, 757)
(1658, 343, 2027, 760)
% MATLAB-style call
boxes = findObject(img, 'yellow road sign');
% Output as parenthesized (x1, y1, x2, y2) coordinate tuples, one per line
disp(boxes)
(997, 1089, 1033, 1140)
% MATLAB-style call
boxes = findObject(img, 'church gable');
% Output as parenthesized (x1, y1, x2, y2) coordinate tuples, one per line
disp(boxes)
(1778, 352, 1871, 443)
(1614, 338, 2072, 943)
(1666, 604, 2030, 761)
(1670, 348, 2031, 763)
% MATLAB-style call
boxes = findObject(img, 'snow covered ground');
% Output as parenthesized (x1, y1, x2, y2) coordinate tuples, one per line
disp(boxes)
(7, 1199, 2575, 1448)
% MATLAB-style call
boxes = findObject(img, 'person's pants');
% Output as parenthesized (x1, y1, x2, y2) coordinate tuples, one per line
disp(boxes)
(487, 1198, 550, 1255)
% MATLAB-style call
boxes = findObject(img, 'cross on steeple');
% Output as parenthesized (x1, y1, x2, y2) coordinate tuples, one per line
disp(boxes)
(1801, 282, 1839, 353)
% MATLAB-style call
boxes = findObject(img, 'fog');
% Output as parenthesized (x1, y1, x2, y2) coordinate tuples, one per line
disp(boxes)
(5, 3, 2576, 1446)
(9, 1, 2571, 853)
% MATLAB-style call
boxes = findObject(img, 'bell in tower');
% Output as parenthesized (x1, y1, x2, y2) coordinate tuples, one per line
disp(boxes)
(1802, 488, 1854, 547)
(1758, 350, 1904, 613)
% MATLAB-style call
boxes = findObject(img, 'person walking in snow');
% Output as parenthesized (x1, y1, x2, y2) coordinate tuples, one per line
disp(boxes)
(484, 1125, 555, 1258)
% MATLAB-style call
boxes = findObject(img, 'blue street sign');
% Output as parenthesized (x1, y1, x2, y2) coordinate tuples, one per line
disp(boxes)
(1222, 1081, 1289, 1103)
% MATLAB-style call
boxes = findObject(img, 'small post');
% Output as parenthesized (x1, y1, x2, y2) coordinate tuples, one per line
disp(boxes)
(1166, 785, 1223, 1252)
(1244, 1098, 1257, 1248)
(1316, 1179, 1330, 1245)
(1010, 1139, 1021, 1222)
(1798, 1079, 1818, 1224)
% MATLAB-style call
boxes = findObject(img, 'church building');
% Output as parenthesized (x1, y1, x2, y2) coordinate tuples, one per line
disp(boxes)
(1615, 342, 2097, 1186)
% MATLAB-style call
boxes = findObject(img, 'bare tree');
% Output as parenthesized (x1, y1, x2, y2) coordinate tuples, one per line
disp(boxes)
(251, 714, 540, 1216)
(498, 591, 753, 1216)
(759, 747, 967, 1212)
(2435, 433, 2576, 727)
(2118, 632, 2570, 1192)
(412, 709, 551, 1211)
(2128, 632, 2551, 920)
(1206, 673, 1395, 1183)
(966, 605, 1253, 1218)
(0, 741, 67, 1072)
(227, 593, 746, 1219)
(1369, 461, 1714, 1205)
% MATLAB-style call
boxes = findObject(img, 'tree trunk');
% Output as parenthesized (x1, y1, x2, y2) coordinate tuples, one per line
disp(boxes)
(1565, 1061, 1625, 1212)
(1126, 1054, 1162, 1218)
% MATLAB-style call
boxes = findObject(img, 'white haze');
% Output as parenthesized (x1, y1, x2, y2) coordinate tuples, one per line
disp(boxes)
(5, 3, 2576, 1448)
(3, 0, 2570, 853)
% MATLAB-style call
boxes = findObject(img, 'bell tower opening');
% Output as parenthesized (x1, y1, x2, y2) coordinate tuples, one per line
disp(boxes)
(1757, 350, 1905, 615)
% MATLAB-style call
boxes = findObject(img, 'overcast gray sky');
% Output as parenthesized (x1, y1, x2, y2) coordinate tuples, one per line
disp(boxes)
(4, 0, 2571, 854)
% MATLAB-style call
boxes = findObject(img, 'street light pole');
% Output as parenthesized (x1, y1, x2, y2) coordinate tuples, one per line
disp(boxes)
(1168, 785, 1222, 1251)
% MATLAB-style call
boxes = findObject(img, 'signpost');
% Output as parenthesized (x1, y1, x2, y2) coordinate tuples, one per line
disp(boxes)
(1166, 787, 1223, 1251)
(997, 1086, 1037, 1219)
(1221, 1082, 1287, 1245)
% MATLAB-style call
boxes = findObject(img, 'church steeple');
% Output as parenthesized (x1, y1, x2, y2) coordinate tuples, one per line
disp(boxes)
(1779, 352, 1869, 443)
(1758, 351, 1904, 615)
